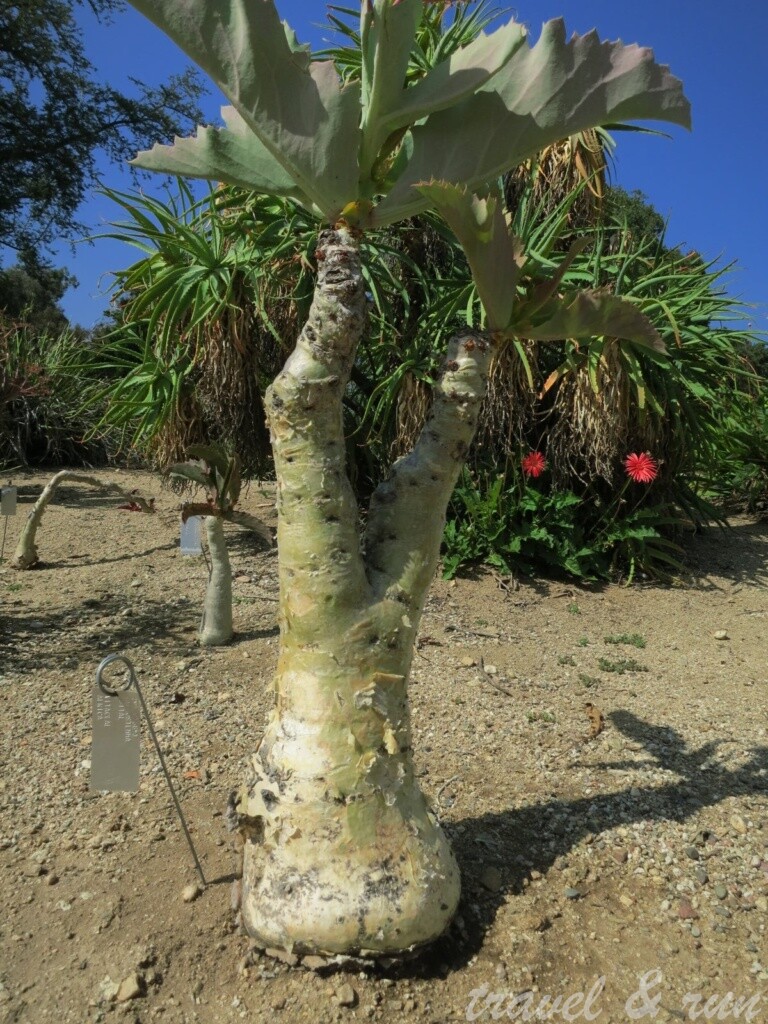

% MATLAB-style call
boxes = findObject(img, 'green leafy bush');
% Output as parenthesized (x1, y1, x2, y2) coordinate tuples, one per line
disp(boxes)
(0, 322, 108, 469)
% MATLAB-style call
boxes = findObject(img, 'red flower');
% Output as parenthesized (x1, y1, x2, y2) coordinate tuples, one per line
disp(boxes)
(624, 452, 658, 484)
(522, 451, 546, 478)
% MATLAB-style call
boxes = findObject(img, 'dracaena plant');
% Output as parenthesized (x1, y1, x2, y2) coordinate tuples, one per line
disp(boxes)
(168, 443, 271, 645)
(122, 0, 689, 959)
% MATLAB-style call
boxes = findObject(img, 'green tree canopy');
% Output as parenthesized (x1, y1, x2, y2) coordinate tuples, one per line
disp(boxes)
(0, 0, 206, 255)
(605, 186, 667, 246)
(0, 256, 76, 335)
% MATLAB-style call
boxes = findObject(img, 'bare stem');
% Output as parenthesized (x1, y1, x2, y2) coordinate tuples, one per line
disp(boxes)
(364, 331, 496, 609)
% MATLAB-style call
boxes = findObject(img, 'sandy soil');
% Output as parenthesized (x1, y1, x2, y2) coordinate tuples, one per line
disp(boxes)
(0, 469, 766, 1024)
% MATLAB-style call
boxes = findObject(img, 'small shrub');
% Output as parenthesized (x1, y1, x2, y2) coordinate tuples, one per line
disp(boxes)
(597, 657, 648, 674)
(527, 710, 557, 723)
(577, 673, 600, 688)
(0, 322, 109, 468)
(604, 633, 646, 648)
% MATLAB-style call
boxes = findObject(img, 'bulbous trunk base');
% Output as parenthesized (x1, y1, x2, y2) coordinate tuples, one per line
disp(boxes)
(238, 723, 461, 958)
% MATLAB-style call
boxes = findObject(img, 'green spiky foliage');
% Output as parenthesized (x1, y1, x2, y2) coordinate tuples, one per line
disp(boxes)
(0, 319, 109, 469)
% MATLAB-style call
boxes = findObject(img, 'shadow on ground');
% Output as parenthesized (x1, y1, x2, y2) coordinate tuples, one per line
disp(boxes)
(0, 593, 199, 672)
(681, 518, 768, 589)
(396, 711, 768, 980)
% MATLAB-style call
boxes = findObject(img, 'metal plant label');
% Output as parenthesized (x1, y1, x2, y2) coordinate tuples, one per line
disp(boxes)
(180, 515, 202, 555)
(1, 486, 17, 516)
(90, 685, 141, 792)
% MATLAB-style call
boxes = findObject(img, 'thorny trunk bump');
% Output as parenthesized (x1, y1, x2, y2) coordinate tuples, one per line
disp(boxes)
(199, 515, 233, 646)
(236, 226, 495, 957)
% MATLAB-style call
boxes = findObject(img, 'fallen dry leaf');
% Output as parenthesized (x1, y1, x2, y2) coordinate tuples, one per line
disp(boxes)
(585, 702, 605, 739)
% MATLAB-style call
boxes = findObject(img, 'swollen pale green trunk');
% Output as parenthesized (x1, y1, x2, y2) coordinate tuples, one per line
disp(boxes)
(235, 227, 494, 956)
(199, 515, 233, 646)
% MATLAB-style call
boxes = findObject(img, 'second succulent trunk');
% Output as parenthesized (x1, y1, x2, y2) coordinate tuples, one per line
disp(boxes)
(200, 515, 233, 646)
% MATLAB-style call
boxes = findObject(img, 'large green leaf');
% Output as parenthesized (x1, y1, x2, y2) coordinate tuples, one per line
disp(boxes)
(132, 106, 305, 201)
(415, 181, 522, 331)
(512, 287, 666, 352)
(359, 0, 423, 179)
(126, 0, 360, 218)
(383, 19, 527, 131)
(373, 19, 691, 226)
(167, 463, 213, 489)
(187, 442, 231, 480)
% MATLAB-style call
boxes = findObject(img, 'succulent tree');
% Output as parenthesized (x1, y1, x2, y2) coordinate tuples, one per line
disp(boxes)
(11, 470, 154, 569)
(122, 0, 689, 958)
(169, 443, 271, 646)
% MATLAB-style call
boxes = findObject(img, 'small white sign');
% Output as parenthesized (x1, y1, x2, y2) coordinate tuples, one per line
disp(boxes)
(90, 684, 141, 792)
(1, 486, 17, 516)
(180, 515, 202, 555)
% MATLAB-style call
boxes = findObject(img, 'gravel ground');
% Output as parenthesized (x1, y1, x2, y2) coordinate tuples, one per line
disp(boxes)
(0, 469, 766, 1024)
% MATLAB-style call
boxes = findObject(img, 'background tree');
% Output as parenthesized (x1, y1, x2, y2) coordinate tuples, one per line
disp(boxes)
(605, 186, 667, 247)
(0, 0, 206, 257)
(169, 443, 272, 646)
(0, 258, 76, 336)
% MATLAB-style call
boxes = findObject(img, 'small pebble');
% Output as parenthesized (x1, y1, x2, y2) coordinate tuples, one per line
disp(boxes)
(713, 630, 729, 640)
(480, 866, 503, 892)
(564, 887, 582, 900)
(714, 884, 728, 900)
(335, 983, 358, 1008)
(116, 972, 145, 1002)
(678, 899, 699, 920)
(182, 883, 203, 903)
(684, 846, 700, 861)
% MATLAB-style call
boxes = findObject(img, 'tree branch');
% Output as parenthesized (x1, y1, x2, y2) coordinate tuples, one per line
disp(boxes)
(264, 226, 372, 632)
(364, 331, 496, 608)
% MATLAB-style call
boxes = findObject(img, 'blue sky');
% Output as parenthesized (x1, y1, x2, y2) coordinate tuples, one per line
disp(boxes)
(48, 1, 768, 333)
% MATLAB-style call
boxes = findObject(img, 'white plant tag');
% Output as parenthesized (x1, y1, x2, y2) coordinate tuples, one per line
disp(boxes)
(90, 684, 141, 792)
(1, 486, 17, 516)
(180, 515, 202, 555)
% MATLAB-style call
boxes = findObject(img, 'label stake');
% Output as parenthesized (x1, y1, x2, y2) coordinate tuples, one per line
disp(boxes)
(94, 653, 207, 887)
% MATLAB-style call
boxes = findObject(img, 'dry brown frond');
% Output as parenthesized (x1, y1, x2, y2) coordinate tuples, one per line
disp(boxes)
(505, 130, 608, 232)
(546, 342, 629, 486)
(391, 372, 432, 460)
(473, 342, 540, 466)
(545, 341, 667, 488)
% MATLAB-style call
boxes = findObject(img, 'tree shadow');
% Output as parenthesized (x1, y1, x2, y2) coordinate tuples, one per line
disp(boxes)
(0, 593, 198, 672)
(14, 484, 158, 512)
(233, 625, 279, 642)
(29, 541, 177, 569)
(680, 517, 768, 589)
(395, 710, 767, 980)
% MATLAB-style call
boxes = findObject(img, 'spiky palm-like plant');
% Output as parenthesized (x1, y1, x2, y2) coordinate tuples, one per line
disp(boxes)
(121, 0, 689, 958)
